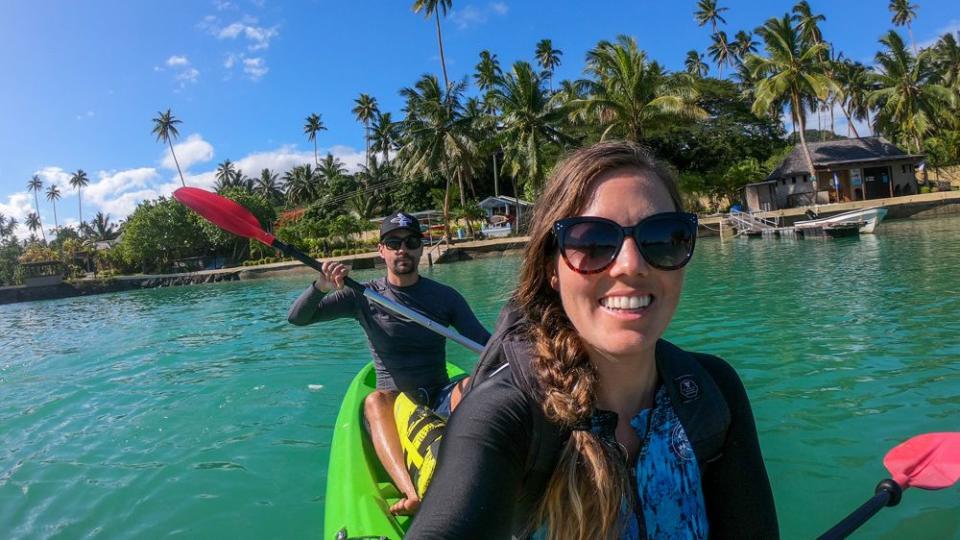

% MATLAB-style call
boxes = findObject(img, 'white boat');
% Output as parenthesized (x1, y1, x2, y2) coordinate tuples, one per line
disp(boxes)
(793, 207, 888, 234)
(480, 215, 513, 239)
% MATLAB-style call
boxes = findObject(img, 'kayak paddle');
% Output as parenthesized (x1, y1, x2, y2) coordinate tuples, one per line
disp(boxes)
(818, 432, 960, 540)
(173, 187, 485, 354)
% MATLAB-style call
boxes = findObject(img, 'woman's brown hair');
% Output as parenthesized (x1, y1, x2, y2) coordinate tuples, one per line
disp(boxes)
(514, 140, 682, 539)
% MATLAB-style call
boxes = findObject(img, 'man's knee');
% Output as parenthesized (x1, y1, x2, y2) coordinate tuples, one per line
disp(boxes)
(364, 390, 398, 417)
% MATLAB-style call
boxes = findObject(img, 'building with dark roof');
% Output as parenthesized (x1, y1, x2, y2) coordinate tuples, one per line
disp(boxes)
(744, 137, 923, 211)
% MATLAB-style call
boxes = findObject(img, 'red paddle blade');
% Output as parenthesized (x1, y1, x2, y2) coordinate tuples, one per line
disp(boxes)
(173, 187, 275, 246)
(884, 432, 960, 490)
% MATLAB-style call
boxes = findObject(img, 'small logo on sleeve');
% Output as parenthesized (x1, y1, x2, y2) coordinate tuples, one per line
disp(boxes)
(675, 375, 701, 402)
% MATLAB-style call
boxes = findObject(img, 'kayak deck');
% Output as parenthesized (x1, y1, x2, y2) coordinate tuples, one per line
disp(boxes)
(323, 362, 465, 540)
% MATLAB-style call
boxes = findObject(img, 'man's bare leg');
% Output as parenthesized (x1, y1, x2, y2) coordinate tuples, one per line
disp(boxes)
(364, 390, 420, 515)
(449, 376, 471, 411)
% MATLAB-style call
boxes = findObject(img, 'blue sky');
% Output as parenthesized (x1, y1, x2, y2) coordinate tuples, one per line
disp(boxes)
(1, 0, 957, 236)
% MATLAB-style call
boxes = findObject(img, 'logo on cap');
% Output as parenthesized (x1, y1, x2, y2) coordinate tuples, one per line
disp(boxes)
(391, 213, 413, 228)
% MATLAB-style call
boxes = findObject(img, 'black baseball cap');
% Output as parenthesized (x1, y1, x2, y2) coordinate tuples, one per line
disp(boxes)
(380, 211, 423, 239)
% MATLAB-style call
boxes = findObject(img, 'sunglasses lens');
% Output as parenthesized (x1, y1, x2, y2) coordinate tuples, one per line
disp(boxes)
(562, 221, 621, 273)
(637, 216, 695, 270)
(384, 236, 422, 250)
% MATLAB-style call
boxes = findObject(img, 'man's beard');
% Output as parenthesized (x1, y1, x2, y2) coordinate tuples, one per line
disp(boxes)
(391, 255, 417, 275)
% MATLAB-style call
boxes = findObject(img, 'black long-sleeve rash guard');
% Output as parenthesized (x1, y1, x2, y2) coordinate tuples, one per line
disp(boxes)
(407, 335, 779, 539)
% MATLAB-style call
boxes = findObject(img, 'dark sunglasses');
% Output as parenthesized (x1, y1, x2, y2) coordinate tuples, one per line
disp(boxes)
(553, 212, 698, 274)
(381, 236, 423, 251)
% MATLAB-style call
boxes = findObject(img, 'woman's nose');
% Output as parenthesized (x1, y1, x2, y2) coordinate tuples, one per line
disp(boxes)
(609, 236, 650, 277)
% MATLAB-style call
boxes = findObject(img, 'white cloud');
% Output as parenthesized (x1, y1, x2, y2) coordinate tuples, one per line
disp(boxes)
(176, 67, 200, 84)
(2, 143, 365, 227)
(242, 57, 268, 80)
(214, 0, 235, 10)
(0, 192, 35, 237)
(162, 134, 215, 170)
(224, 53, 237, 69)
(917, 20, 960, 50)
(450, 2, 508, 29)
(215, 19, 278, 51)
(35, 167, 73, 190)
(75, 110, 95, 121)
(166, 55, 190, 67)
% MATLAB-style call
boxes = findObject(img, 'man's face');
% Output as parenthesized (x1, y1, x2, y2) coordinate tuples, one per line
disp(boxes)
(378, 232, 423, 276)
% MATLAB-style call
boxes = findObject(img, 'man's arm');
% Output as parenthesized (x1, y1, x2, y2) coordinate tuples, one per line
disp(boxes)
(287, 281, 361, 325)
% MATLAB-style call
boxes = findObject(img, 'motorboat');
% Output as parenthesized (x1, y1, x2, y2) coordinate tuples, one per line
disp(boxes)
(794, 207, 888, 234)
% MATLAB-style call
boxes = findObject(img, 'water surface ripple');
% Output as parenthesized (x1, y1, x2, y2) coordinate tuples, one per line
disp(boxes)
(1, 217, 958, 538)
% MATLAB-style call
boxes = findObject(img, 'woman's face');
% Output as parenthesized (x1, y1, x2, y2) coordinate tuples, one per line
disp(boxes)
(552, 167, 685, 361)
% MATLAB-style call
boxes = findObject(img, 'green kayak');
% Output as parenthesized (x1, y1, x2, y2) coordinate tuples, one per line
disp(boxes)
(323, 362, 465, 540)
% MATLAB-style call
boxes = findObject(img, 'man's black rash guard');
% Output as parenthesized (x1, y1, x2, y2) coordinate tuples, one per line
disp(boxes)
(287, 276, 491, 392)
(407, 336, 779, 539)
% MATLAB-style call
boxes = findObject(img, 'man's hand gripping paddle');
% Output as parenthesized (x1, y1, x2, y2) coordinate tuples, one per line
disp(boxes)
(173, 187, 484, 354)
(818, 432, 960, 539)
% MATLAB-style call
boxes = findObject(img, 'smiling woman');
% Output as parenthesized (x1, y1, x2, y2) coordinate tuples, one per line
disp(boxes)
(408, 141, 779, 540)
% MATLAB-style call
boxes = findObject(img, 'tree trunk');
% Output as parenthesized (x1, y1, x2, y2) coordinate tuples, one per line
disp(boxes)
(168, 139, 186, 187)
(314, 140, 319, 167)
(442, 177, 452, 245)
(435, 10, 450, 92)
(78, 189, 83, 228)
(840, 103, 860, 138)
(794, 95, 819, 207)
(364, 122, 370, 170)
(493, 152, 499, 196)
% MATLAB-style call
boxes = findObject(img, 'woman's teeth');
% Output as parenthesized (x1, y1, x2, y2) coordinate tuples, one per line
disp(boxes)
(600, 295, 652, 310)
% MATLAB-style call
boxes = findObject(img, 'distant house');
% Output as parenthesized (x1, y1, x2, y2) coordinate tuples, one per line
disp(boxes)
(478, 196, 533, 223)
(744, 137, 923, 211)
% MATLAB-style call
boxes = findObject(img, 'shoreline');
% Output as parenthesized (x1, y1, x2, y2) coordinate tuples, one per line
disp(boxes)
(3, 192, 959, 306)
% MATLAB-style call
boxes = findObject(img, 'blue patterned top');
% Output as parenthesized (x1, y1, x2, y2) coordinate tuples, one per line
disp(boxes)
(534, 385, 708, 539)
(620, 385, 708, 539)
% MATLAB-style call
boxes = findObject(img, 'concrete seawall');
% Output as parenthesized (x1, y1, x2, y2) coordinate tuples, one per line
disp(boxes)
(3, 192, 958, 305)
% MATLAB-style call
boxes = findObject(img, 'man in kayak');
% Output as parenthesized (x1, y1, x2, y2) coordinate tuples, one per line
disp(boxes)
(288, 211, 491, 515)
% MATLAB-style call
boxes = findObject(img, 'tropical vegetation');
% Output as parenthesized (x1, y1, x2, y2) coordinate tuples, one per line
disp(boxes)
(2, 0, 959, 286)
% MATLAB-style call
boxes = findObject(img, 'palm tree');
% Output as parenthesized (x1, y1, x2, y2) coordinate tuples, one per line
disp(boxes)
(708, 31, 733, 78)
(475, 50, 503, 92)
(684, 50, 709, 79)
(747, 14, 832, 201)
(398, 74, 473, 239)
(89, 211, 119, 241)
(255, 168, 283, 203)
(831, 59, 872, 138)
(26, 175, 45, 242)
(791, 1, 826, 49)
(69, 169, 90, 225)
(889, 0, 920, 54)
(870, 30, 950, 153)
(732, 31, 759, 63)
(491, 61, 572, 195)
(576, 35, 708, 143)
(215, 160, 237, 192)
(933, 32, 960, 101)
(303, 113, 326, 167)
(694, 0, 728, 33)
(284, 164, 319, 206)
(4, 217, 17, 238)
(317, 153, 347, 184)
(151, 109, 186, 187)
(45, 184, 62, 232)
(353, 94, 380, 169)
(535, 39, 563, 92)
(25, 213, 42, 238)
(370, 112, 401, 165)
(411, 0, 453, 91)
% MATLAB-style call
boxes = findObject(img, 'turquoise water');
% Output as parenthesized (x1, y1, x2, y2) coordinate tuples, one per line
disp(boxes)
(2, 216, 959, 539)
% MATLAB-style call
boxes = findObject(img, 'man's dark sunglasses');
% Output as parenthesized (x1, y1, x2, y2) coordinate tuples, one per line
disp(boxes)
(381, 235, 423, 251)
(553, 212, 698, 274)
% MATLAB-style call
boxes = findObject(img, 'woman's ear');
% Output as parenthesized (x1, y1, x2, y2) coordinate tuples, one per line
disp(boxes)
(549, 270, 559, 291)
